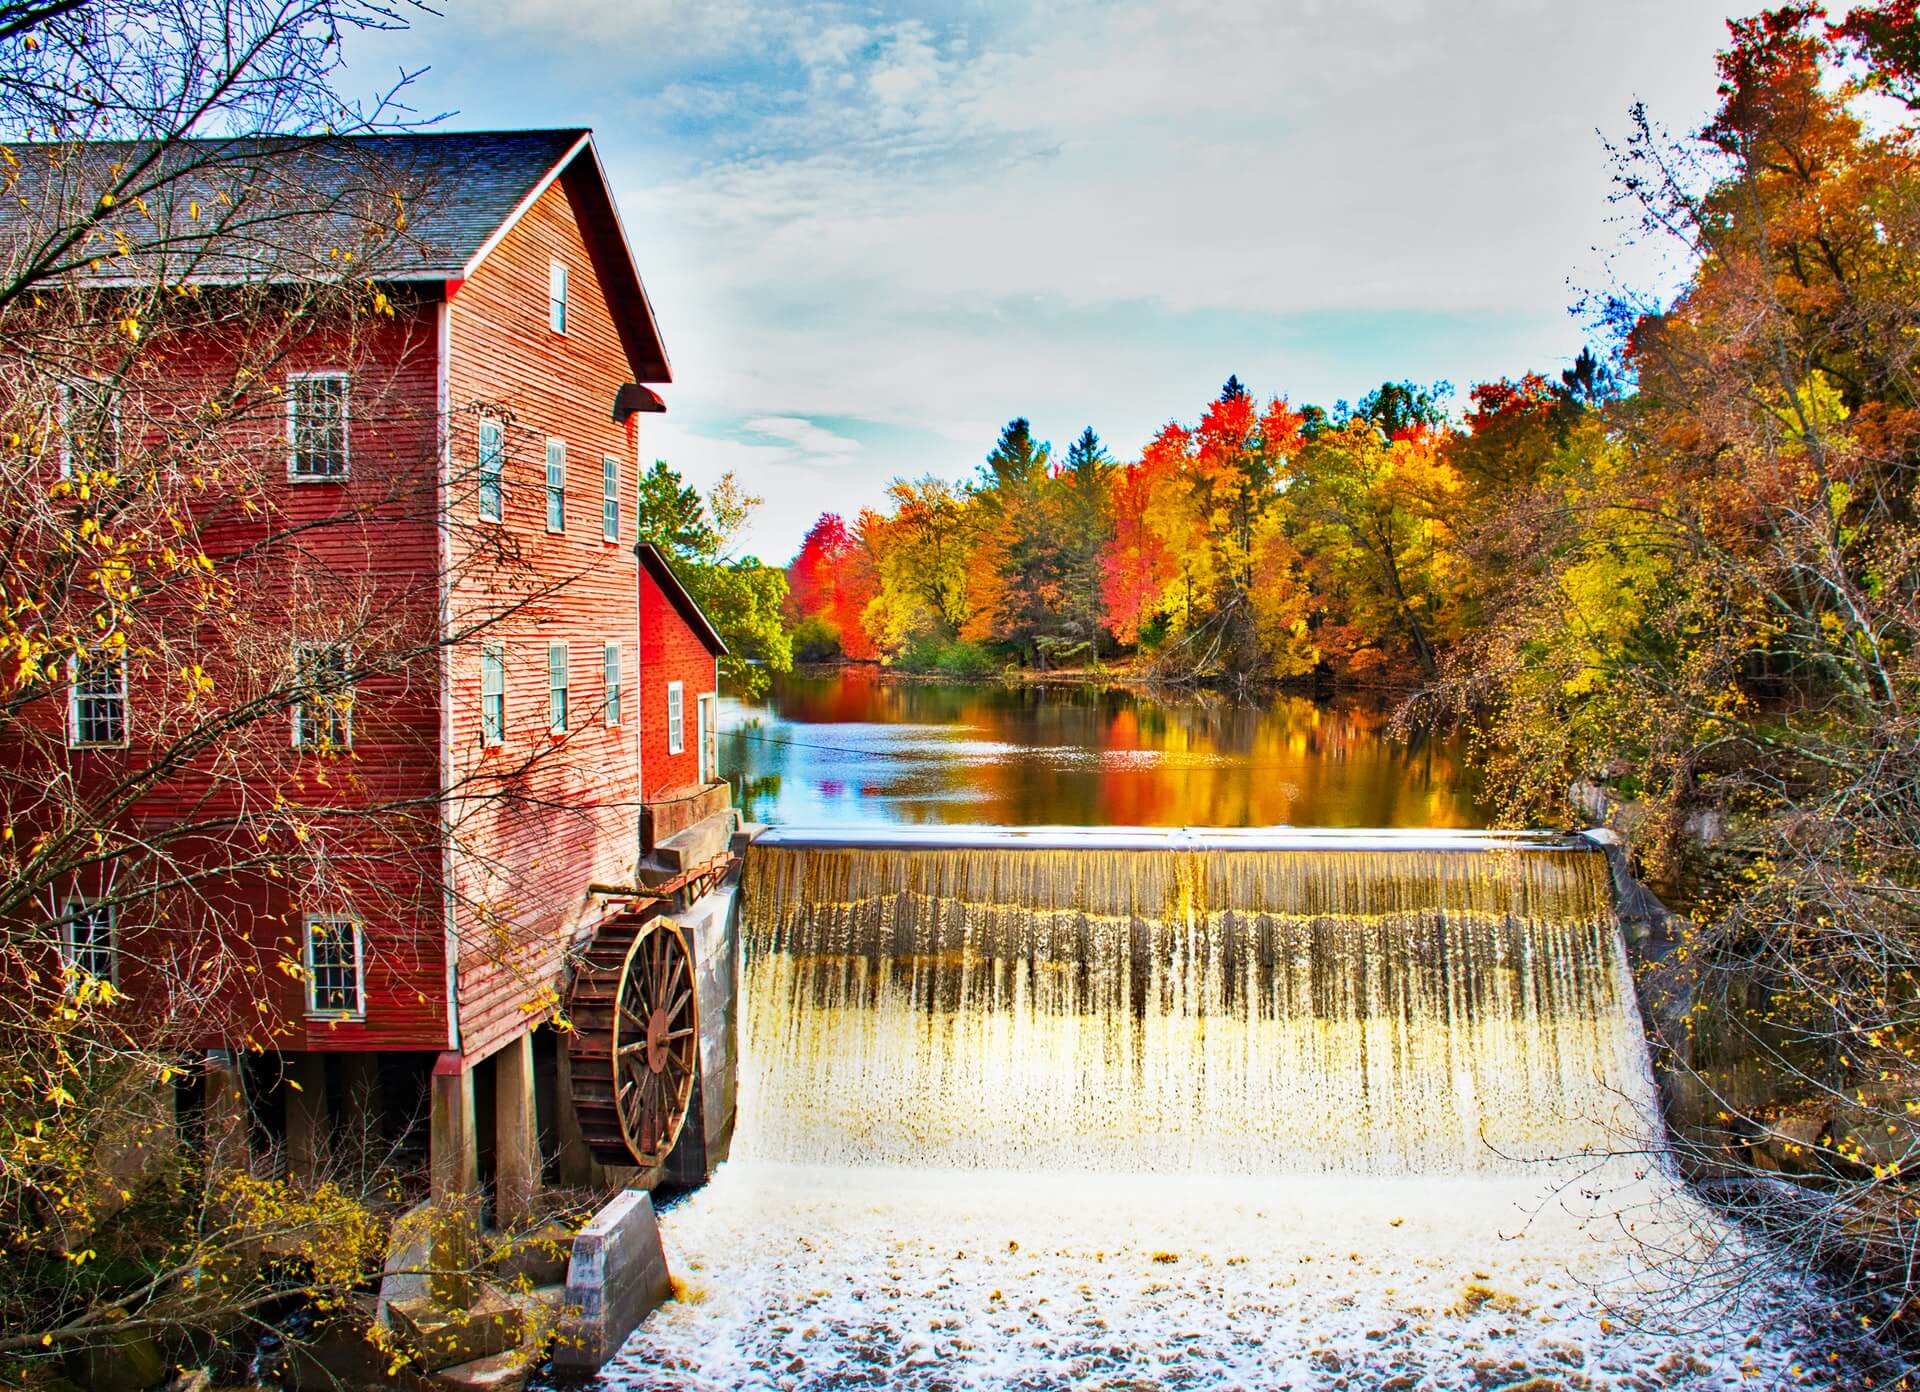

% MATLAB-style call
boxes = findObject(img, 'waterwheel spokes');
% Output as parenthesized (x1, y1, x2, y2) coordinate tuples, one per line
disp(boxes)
(564, 911, 702, 1169)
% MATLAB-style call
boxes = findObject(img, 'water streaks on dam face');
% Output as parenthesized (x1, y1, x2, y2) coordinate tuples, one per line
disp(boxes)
(588, 830, 1835, 1392)
(737, 839, 1654, 1176)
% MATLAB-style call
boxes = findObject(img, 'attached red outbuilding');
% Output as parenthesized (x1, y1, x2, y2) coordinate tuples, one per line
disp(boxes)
(636, 542, 725, 804)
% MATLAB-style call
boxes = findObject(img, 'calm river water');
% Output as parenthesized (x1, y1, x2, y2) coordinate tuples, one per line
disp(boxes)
(720, 668, 1487, 829)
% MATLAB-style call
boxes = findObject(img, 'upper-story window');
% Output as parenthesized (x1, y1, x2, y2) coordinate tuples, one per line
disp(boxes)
(480, 644, 506, 747)
(69, 657, 127, 748)
(602, 454, 619, 542)
(604, 642, 622, 727)
(59, 377, 119, 480)
(288, 373, 349, 480)
(60, 899, 116, 985)
(477, 418, 504, 524)
(548, 642, 570, 733)
(305, 916, 364, 1017)
(667, 680, 685, 755)
(548, 260, 569, 335)
(546, 439, 566, 533)
(292, 643, 353, 752)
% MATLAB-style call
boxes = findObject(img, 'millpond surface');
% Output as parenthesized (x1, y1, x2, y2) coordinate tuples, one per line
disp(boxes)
(720, 670, 1485, 830)
(573, 680, 1843, 1390)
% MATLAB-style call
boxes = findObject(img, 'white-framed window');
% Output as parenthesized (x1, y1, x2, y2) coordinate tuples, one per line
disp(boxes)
(698, 691, 718, 784)
(667, 680, 685, 755)
(604, 642, 622, 727)
(545, 438, 566, 533)
(602, 454, 619, 542)
(287, 372, 349, 480)
(59, 898, 115, 984)
(480, 645, 506, 747)
(477, 418, 504, 524)
(292, 643, 353, 751)
(548, 642, 569, 733)
(59, 377, 120, 480)
(548, 259, 568, 334)
(304, 916, 364, 1017)
(68, 657, 127, 747)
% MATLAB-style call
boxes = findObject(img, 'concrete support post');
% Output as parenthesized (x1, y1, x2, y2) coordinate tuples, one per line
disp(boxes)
(285, 1054, 329, 1186)
(202, 1049, 249, 1174)
(429, 1052, 478, 1309)
(430, 1052, 478, 1199)
(494, 1032, 538, 1231)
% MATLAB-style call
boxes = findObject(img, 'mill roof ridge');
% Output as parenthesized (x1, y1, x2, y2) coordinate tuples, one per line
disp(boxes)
(0, 127, 672, 382)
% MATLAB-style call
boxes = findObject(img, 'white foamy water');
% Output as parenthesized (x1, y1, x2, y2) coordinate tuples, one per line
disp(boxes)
(587, 841, 1836, 1389)
(600, 1164, 1829, 1390)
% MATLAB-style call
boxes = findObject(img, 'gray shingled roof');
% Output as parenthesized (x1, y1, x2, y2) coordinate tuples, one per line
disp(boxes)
(0, 128, 590, 283)
(0, 127, 672, 381)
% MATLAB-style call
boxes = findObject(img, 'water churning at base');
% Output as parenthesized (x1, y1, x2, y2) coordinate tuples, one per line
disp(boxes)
(737, 838, 1654, 1175)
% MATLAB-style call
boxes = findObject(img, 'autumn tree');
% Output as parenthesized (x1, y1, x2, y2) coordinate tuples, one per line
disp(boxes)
(1433, 4, 1920, 1347)
(786, 512, 877, 662)
(635, 460, 792, 697)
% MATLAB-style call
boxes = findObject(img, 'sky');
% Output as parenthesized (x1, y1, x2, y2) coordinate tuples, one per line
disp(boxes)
(352, 1, 1743, 562)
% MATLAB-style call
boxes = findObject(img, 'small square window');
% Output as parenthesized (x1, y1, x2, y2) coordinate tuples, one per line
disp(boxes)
(69, 657, 127, 747)
(667, 680, 684, 755)
(480, 645, 506, 747)
(60, 899, 115, 984)
(546, 439, 566, 533)
(305, 917, 363, 1017)
(478, 419, 504, 523)
(288, 374, 349, 480)
(602, 454, 620, 542)
(293, 644, 353, 751)
(548, 260, 568, 335)
(548, 642, 570, 733)
(604, 642, 622, 727)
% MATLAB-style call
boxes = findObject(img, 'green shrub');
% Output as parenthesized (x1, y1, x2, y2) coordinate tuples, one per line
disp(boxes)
(897, 636, 1000, 679)
(790, 614, 843, 662)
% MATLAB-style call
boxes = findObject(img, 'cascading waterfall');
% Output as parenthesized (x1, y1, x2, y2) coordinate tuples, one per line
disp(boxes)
(736, 832, 1657, 1175)
(591, 829, 1830, 1391)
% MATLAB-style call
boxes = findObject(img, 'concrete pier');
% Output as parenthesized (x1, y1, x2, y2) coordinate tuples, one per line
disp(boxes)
(493, 1032, 538, 1229)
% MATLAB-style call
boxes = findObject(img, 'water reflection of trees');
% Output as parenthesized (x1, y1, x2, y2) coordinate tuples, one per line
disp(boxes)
(739, 676, 1486, 828)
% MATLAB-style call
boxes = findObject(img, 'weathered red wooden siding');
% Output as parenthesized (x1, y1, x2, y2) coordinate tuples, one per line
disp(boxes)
(638, 568, 719, 800)
(443, 167, 646, 1062)
(15, 294, 453, 1052)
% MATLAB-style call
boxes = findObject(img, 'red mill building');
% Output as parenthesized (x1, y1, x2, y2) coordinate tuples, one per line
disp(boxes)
(7, 129, 740, 1220)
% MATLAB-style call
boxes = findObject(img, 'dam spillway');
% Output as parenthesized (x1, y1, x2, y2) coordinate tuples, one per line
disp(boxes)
(735, 827, 1653, 1176)
(586, 827, 1831, 1391)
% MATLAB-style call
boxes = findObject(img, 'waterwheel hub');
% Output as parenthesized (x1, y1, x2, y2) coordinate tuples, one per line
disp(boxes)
(646, 1007, 672, 1072)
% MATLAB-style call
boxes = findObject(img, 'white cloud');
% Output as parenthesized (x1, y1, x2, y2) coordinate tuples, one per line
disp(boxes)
(743, 416, 864, 456)
(356, 0, 1749, 559)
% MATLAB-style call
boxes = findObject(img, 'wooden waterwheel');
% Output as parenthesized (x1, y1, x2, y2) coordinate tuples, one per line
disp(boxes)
(567, 910, 699, 1168)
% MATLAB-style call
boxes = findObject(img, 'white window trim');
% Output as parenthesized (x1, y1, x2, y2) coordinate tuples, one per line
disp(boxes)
(58, 377, 120, 481)
(602, 453, 620, 543)
(604, 641, 622, 727)
(698, 691, 718, 783)
(67, 656, 128, 749)
(286, 371, 351, 482)
(667, 680, 685, 756)
(60, 897, 116, 986)
(548, 641, 570, 734)
(480, 644, 507, 748)
(303, 914, 366, 1020)
(545, 437, 566, 534)
(291, 643, 354, 751)
(548, 259, 569, 335)
(477, 418, 504, 525)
